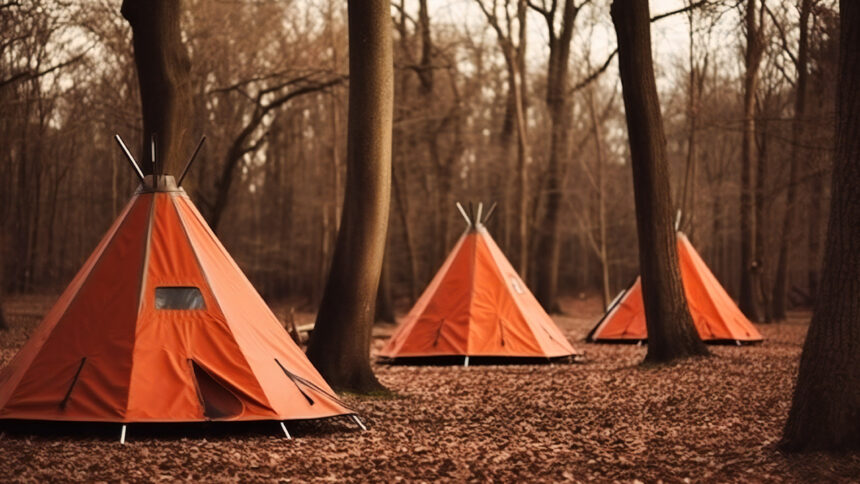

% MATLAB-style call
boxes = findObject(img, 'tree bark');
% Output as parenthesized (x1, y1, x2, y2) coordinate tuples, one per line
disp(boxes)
(773, 0, 812, 320)
(376, 245, 396, 323)
(533, 0, 580, 312)
(306, 0, 392, 393)
(587, 87, 611, 308)
(739, 0, 762, 322)
(755, 109, 772, 322)
(781, 0, 860, 451)
(611, 0, 709, 363)
(121, 0, 192, 175)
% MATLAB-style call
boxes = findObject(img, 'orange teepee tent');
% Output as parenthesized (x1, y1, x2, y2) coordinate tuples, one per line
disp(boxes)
(587, 233, 763, 344)
(0, 140, 353, 430)
(379, 203, 580, 364)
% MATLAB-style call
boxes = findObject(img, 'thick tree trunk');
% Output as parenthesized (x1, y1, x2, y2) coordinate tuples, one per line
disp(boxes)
(781, 0, 860, 450)
(773, 0, 811, 320)
(0, 248, 6, 331)
(611, 0, 709, 363)
(121, 0, 192, 175)
(306, 0, 392, 393)
(739, 0, 762, 322)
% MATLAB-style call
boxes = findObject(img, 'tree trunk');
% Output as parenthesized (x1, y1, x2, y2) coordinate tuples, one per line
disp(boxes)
(121, 0, 192, 175)
(534, 0, 579, 312)
(306, 0, 392, 393)
(611, 0, 709, 363)
(807, 167, 824, 302)
(755, 110, 772, 322)
(588, 87, 611, 308)
(773, 0, 812, 320)
(376, 247, 396, 323)
(0, 246, 7, 331)
(739, 0, 762, 322)
(781, 0, 860, 450)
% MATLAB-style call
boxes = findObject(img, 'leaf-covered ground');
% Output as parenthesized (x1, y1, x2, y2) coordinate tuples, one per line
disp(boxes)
(1, 294, 858, 482)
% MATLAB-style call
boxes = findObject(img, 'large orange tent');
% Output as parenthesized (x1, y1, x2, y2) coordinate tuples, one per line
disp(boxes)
(586, 232, 763, 344)
(379, 203, 580, 364)
(0, 141, 354, 439)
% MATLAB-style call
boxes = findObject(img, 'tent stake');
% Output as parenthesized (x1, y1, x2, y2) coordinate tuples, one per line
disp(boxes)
(120, 424, 127, 444)
(464, 356, 469, 367)
(280, 421, 292, 439)
(351, 415, 367, 431)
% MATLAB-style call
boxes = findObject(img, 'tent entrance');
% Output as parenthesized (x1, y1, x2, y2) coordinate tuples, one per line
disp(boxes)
(189, 360, 244, 420)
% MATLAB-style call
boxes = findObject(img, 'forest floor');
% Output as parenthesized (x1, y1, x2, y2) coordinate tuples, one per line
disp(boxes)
(1, 294, 859, 483)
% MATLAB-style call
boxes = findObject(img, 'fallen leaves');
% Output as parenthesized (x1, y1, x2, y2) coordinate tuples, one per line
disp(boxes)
(0, 295, 858, 482)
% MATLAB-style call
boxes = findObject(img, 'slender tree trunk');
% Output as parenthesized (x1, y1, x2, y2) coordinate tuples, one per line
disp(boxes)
(392, 158, 419, 301)
(121, 0, 192, 175)
(807, 166, 824, 301)
(611, 0, 709, 363)
(755, 111, 772, 322)
(588, 87, 611, 308)
(534, 0, 579, 312)
(781, 0, 860, 450)
(306, 0, 393, 393)
(739, 0, 762, 322)
(376, 244, 395, 323)
(773, 0, 812, 320)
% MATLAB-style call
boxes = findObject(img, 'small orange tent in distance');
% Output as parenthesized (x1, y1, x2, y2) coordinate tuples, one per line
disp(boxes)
(586, 232, 763, 344)
(379, 203, 581, 365)
(0, 136, 355, 439)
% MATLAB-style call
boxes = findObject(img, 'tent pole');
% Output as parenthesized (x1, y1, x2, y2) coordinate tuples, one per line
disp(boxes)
(476, 203, 483, 226)
(351, 415, 367, 431)
(483, 202, 498, 225)
(120, 424, 127, 444)
(280, 421, 292, 439)
(113, 135, 145, 182)
(455, 202, 471, 226)
(151, 134, 158, 190)
(178, 136, 206, 187)
(464, 356, 469, 367)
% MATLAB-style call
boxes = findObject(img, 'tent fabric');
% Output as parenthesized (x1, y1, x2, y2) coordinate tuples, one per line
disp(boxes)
(0, 184, 351, 423)
(587, 233, 763, 344)
(379, 226, 580, 360)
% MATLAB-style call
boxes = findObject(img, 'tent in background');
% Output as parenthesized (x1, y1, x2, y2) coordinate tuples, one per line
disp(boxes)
(586, 232, 763, 344)
(0, 138, 355, 439)
(379, 203, 581, 365)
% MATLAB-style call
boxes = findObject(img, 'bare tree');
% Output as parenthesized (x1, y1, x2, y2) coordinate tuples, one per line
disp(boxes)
(611, 0, 709, 363)
(475, 0, 531, 276)
(530, 0, 587, 312)
(121, 0, 192, 174)
(772, 0, 812, 320)
(781, 0, 860, 451)
(738, 0, 764, 321)
(306, 0, 393, 393)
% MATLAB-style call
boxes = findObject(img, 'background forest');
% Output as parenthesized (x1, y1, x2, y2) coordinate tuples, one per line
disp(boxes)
(0, 0, 838, 321)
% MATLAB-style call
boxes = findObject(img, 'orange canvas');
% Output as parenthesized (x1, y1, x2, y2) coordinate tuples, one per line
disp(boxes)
(0, 176, 352, 423)
(379, 224, 580, 362)
(587, 233, 763, 344)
